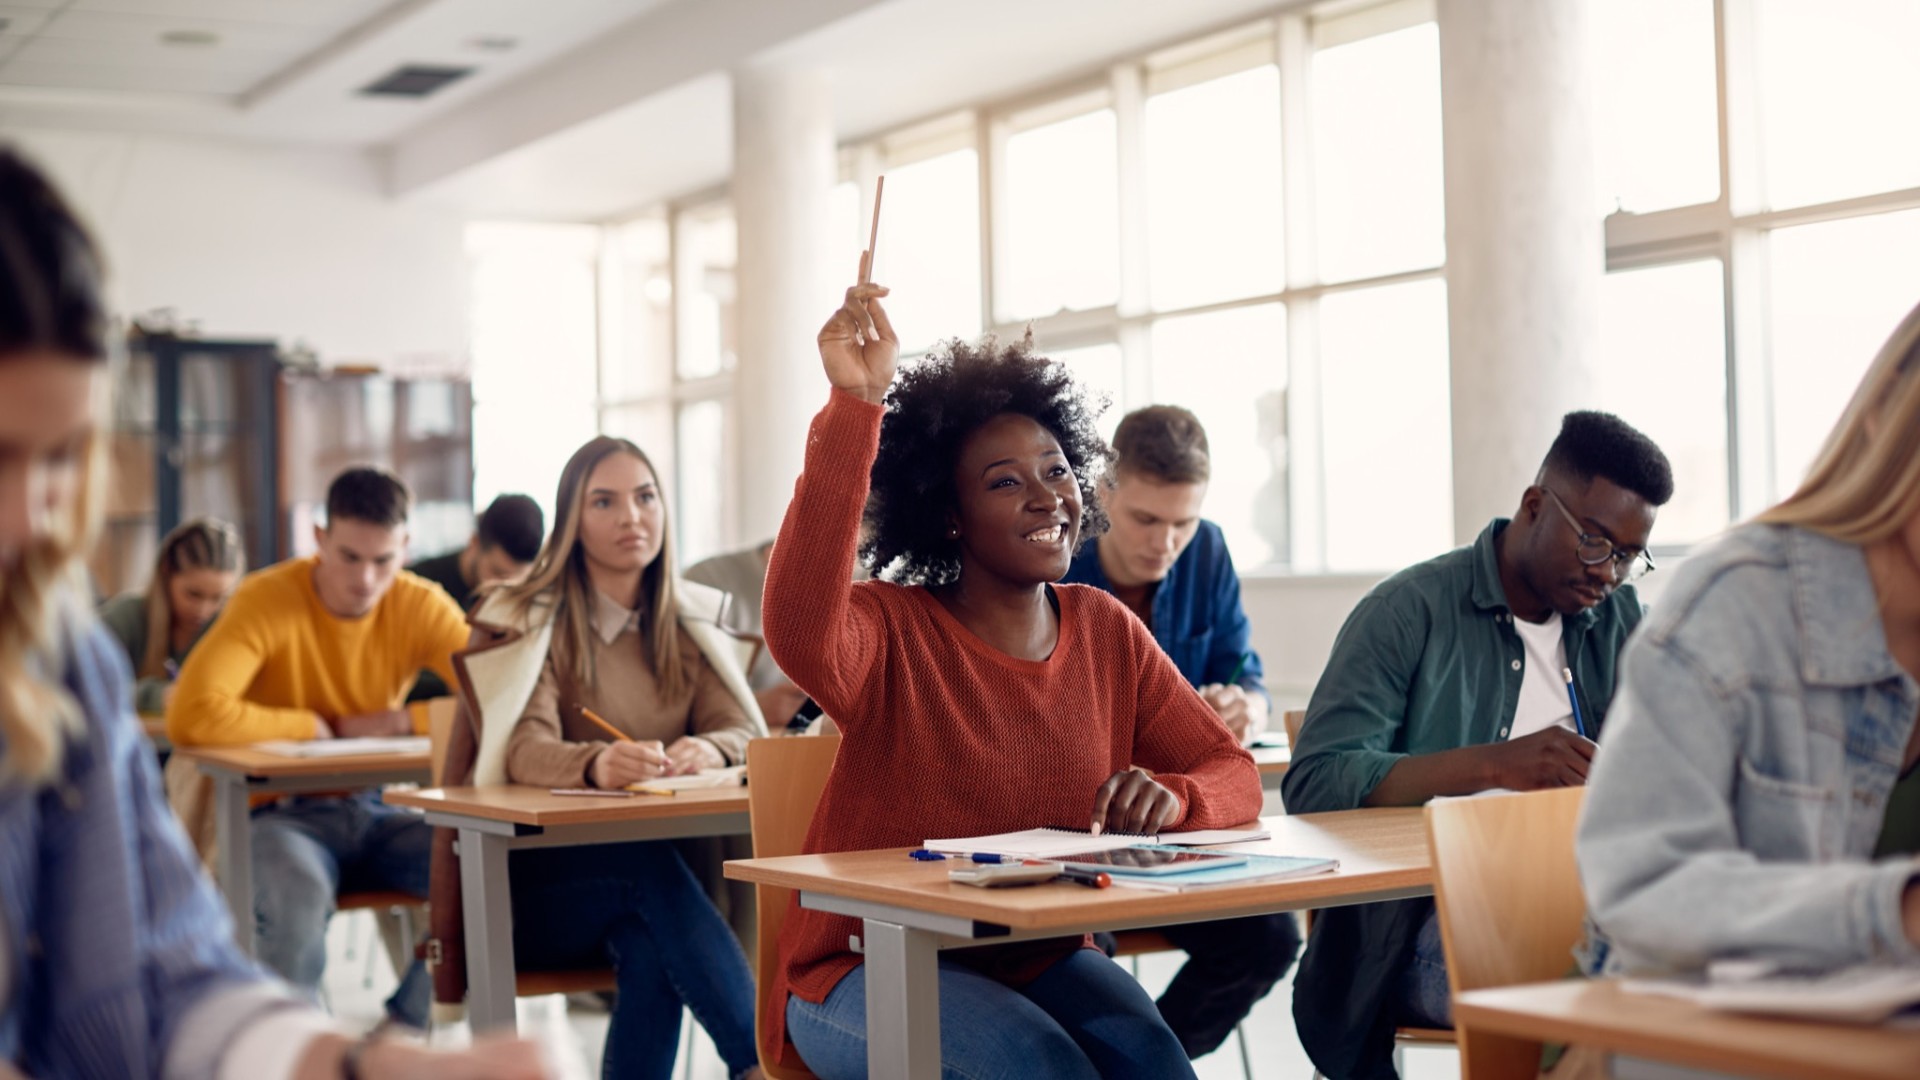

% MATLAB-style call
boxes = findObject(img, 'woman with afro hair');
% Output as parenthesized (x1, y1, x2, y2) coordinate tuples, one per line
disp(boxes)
(759, 256, 1264, 1078)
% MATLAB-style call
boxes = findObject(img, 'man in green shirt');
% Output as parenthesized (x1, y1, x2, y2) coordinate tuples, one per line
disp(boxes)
(1281, 411, 1673, 1079)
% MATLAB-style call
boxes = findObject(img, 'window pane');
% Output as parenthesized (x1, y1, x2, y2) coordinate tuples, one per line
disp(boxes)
(1048, 343, 1126, 443)
(677, 208, 736, 381)
(1594, 261, 1728, 544)
(1312, 22, 1445, 282)
(1149, 304, 1288, 568)
(1319, 279, 1452, 571)
(675, 399, 727, 568)
(1592, 0, 1719, 213)
(601, 399, 674, 495)
(604, 217, 672, 403)
(1001, 109, 1119, 320)
(468, 222, 600, 529)
(1758, 0, 1920, 209)
(1146, 66, 1285, 310)
(878, 150, 983, 352)
(1767, 209, 1920, 494)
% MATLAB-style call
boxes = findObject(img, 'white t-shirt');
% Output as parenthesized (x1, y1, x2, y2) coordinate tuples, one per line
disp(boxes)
(1509, 612, 1574, 740)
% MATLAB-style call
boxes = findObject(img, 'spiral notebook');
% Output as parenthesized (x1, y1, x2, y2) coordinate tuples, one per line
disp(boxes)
(923, 825, 1270, 859)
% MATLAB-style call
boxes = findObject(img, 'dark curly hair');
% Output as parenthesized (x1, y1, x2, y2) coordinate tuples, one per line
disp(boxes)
(1538, 410, 1675, 507)
(862, 334, 1114, 585)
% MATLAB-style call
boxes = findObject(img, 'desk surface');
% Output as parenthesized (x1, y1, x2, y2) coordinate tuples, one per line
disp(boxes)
(174, 744, 432, 779)
(1250, 744, 1289, 775)
(386, 783, 749, 826)
(725, 807, 1426, 932)
(1455, 979, 1920, 1080)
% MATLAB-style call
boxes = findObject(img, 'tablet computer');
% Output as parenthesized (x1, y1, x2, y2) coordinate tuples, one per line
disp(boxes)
(1050, 847, 1246, 876)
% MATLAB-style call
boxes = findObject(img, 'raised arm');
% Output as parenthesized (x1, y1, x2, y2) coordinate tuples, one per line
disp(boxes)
(761, 258, 899, 722)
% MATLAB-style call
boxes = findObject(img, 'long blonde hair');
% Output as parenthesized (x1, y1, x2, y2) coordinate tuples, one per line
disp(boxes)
(138, 516, 244, 678)
(0, 146, 109, 785)
(488, 436, 694, 702)
(1758, 299, 1920, 543)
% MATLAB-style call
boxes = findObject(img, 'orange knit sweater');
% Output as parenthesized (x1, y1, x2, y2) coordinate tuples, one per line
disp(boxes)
(762, 388, 1263, 1057)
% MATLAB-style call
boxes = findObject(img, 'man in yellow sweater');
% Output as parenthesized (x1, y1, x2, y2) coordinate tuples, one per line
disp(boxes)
(168, 466, 470, 1027)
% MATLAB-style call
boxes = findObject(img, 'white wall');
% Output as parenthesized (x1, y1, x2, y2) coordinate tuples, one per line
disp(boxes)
(1, 126, 469, 371)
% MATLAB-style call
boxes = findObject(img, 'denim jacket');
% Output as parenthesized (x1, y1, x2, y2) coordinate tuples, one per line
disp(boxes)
(1, 598, 294, 1077)
(1579, 524, 1920, 976)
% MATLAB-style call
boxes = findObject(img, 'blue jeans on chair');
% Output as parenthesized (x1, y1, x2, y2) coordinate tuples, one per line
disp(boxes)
(250, 792, 433, 1027)
(786, 949, 1197, 1080)
(510, 841, 758, 1080)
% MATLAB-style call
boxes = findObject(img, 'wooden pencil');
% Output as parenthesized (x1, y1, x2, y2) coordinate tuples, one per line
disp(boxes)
(578, 706, 631, 742)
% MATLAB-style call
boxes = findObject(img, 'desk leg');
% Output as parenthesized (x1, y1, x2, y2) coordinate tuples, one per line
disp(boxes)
(459, 828, 518, 1032)
(213, 774, 254, 955)
(862, 919, 941, 1080)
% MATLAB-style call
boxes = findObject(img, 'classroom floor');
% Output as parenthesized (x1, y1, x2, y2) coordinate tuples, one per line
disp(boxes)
(321, 910, 1462, 1080)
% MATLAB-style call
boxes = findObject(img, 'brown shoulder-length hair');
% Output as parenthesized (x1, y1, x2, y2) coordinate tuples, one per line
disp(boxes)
(138, 516, 244, 678)
(487, 436, 693, 702)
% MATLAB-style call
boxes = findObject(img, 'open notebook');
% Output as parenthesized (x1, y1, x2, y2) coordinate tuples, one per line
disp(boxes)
(1623, 963, 1920, 1023)
(623, 764, 748, 792)
(924, 825, 1270, 858)
(253, 736, 430, 758)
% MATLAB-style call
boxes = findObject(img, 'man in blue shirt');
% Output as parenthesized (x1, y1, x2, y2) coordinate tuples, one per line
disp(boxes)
(1062, 405, 1298, 1059)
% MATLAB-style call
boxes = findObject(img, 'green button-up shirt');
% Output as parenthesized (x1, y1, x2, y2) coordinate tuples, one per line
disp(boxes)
(1281, 517, 1647, 1080)
(1283, 517, 1644, 814)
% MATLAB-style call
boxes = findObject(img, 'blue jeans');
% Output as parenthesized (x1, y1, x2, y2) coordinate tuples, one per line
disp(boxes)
(510, 841, 757, 1080)
(251, 792, 432, 1026)
(1391, 908, 1453, 1029)
(786, 949, 1196, 1080)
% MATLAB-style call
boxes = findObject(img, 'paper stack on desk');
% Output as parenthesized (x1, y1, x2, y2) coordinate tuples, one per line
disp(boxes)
(253, 736, 430, 758)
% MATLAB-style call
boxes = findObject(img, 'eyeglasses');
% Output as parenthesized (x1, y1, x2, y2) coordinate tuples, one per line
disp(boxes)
(1541, 487, 1656, 583)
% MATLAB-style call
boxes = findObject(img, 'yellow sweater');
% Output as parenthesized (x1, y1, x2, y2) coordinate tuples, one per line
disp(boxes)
(167, 555, 469, 746)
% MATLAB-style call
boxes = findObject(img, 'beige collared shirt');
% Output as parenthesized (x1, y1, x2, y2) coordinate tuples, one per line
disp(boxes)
(504, 587, 756, 787)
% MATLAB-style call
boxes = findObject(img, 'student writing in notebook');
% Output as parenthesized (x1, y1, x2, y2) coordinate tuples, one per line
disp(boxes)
(1577, 301, 1920, 1010)
(0, 143, 546, 1080)
(97, 516, 244, 715)
(165, 466, 471, 1028)
(1059, 405, 1301, 1061)
(761, 258, 1263, 1079)
(1282, 412, 1673, 1079)
(431, 434, 763, 1080)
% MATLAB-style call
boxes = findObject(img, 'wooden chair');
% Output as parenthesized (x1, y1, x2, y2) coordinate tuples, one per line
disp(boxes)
(1283, 708, 1457, 1074)
(746, 734, 842, 1080)
(1426, 786, 1588, 1080)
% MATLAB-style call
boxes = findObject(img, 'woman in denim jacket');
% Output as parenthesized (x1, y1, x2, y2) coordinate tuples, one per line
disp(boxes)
(0, 146, 549, 1079)
(1578, 298, 1920, 978)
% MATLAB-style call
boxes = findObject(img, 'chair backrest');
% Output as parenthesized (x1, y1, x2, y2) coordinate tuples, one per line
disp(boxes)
(1282, 708, 1306, 749)
(426, 696, 459, 787)
(1425, 786, 1587, 996)
(746, 734, 841, 1080)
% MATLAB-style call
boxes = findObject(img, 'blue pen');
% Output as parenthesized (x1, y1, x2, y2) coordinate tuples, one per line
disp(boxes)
(1561, 667, 1588, 739)
(970, 853, 1038, 865)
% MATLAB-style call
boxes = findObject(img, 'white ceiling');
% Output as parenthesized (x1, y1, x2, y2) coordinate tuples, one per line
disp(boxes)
(0, 0, 665, 143)
(0, 0, 1315, 219)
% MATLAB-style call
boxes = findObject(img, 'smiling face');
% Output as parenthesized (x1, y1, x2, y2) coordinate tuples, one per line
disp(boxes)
(948, 412, 1083, 589)
(0, 351, 95, 574)
(576, 452, 665, 583)
(1514, 475, 1657, 617)
(1097, 470, 1207, 587)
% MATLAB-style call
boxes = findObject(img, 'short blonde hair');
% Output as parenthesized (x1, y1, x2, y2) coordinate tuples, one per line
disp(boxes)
(1757, 298, 1920, 543)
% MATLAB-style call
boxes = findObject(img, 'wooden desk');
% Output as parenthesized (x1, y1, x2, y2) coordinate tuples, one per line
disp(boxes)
(385, 784, 751, 1031)
(178, 745, 432, 955)
(726, 807, 1429, 1078)
(1251, 743, 1290, 790)
(1454, 979, 1920, 1080)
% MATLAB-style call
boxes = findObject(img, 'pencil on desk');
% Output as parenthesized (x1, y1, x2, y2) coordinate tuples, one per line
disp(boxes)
(579, 706, 631, 743)
(627, 785, 679, 797)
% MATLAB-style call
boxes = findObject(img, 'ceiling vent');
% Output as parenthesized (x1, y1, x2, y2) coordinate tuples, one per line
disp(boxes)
(358, 65, 474, 99)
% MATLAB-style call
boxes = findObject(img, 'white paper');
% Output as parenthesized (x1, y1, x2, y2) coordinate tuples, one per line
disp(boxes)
(625, 764, 747, 792)
(923, 827, 1145, 858)
(1156, 827, 1272, 846)
(1622, 965, 1920, 1023)
(253, 736, 430, 758)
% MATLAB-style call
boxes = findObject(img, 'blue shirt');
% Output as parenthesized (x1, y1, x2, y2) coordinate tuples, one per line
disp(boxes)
(1059, 519, 1267, 700)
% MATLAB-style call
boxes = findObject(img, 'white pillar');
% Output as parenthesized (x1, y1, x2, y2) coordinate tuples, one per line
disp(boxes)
(731, 64, 836, 545)
(1437, 0, 1601, 544)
